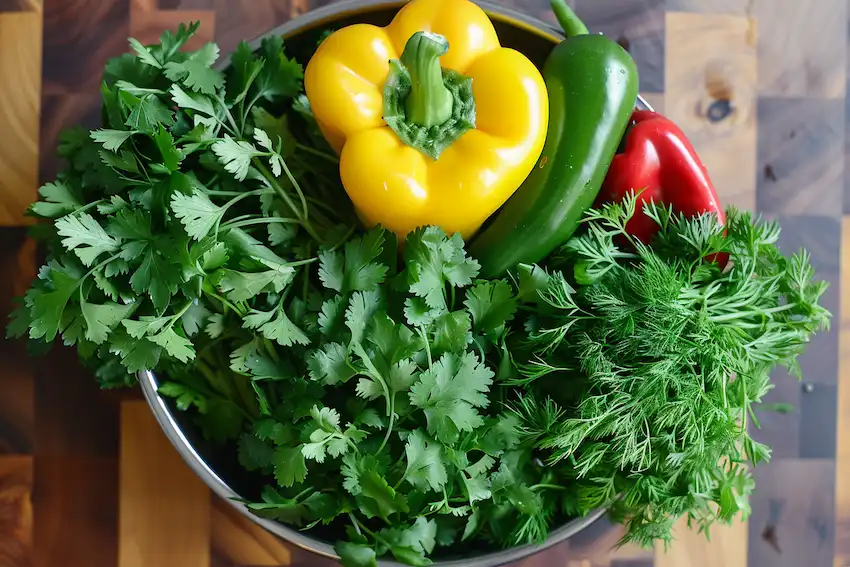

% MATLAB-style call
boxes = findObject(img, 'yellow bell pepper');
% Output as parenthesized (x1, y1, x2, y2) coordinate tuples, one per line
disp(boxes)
(304, 0, 549, 241)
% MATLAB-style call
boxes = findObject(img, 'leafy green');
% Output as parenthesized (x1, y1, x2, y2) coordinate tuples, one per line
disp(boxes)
(9, 20, 831, 567)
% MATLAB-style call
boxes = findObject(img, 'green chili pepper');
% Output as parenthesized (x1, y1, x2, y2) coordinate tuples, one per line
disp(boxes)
(469, 0, 639, 277)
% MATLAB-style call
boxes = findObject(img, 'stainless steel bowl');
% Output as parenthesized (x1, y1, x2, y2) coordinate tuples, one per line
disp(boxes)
(138, 2, 651, 564)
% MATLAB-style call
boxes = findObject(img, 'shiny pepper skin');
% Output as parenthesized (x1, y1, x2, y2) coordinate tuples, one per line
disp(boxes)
(304, 0, 549, 241)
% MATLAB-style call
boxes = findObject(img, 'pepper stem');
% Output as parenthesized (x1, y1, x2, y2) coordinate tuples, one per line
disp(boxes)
(400, 32, 454, 127)
(550, 0, 588, 37)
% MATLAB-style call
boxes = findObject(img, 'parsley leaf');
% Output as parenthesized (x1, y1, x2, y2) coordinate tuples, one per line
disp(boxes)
(409, 352, 493, 445)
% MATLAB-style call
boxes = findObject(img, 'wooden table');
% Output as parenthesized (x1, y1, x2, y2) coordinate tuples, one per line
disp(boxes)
(0, 0, 848, 565)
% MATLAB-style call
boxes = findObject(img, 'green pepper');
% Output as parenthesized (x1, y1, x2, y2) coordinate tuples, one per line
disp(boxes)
(469, 0, 639, 277)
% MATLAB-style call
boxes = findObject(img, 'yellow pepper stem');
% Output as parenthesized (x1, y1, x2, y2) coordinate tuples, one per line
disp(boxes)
(383, 32, 476, 160)
(400, 32, 454, 127)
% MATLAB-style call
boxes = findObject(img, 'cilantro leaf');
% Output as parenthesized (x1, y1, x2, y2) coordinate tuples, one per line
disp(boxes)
(170, 84, 216, 116)
(149, 327, 196, 362)
(29, 181, 83, 218)
(56, 213, 121, 266)
(345, 290, 383, 344)
(91, 129, 135, 152)
(319, 228, 388, 293)
(409, 352, 493, 445)
(122, 92, 174, 132)
(130, 242, 185, 313)
(273, 446, 308, 487)
(336, 542, 378, 567)
(403, 429, 447, 492)
(243, 304, 310, 347)
(29, 261, 83, 341)
(431, 311, 472, 355)
(164, 42, 225, 95)
(217, 266, 295, 302)
(170, 189, 225, 240)
(212, 135, 259, 181)
(253, 36, 303, 101)
(80, 300, 136, 345)
(404, 226, 479, 315)
(308, 342, 354, 385)
(238, 432, 275, 471)
(464, 280, 518, 335)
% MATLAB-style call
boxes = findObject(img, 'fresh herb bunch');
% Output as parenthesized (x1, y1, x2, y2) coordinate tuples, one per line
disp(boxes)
(8, 22, 354, 393)
(510, 193, 831, 548)
(6, 20, 832, 567)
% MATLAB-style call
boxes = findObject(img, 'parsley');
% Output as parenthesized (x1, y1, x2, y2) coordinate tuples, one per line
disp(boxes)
(9, 21, 831, 567)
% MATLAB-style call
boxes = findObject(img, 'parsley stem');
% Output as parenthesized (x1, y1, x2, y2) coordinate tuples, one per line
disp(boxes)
(253, 158, 321, 243)
(205, 291, 246, 317)
(221, 217, 301, 231)
(530, 483, 567, 491)
(216, 94, 241, 136)
(419, 327, 433, 370)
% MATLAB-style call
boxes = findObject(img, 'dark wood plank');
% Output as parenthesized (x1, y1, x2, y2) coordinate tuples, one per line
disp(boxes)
(0, 0, 39, 11)
(41, 0, 130, 95)
(34, 346, 119, 456)
(0, 228, 35, 455)
(38, 93, 102, 183)
(757, 98, 844, 216)
(32, 456, 118, 567)
(212, 0, 296, 55)
(129, 8, 216, 50)
(747, 459, 835, 567)
(0, 456, 32, 567)
(573, 0, 664, 92)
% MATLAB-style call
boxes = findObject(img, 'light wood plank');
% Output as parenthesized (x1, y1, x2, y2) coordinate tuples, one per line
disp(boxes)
(655, 515, 747, 567)
(755, 0, 846, 99)
(119, 401, 210, 567)
(0, 12, 42, 226)
(211, 494, 292, 566)
(0, 456, 32, 567)
(835, 216, 850, 567)
(665, 12, 757, 212)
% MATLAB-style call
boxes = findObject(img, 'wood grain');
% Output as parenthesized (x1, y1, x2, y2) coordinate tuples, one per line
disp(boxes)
(41, 0, 130, 94)
(835, 216, 850, 567)
(211, 494, 292, 566)
(119, 401, 210, 567)
(573, 0, 664, 92)
(754, 0, 846, 99)
(0, 12, 42, 226)
(665, 0, 751, 14)
(665, 11, 757, 211)
(0, 0, 40, 11)
(129, 6, 216, 49)
(756, 99, 844, 217)
(32, 456, 118, 567)
(655, 516, 748, 567)
(747, 460, 836, 567)
(0, 229, 35, 455)
(0, 456, 32, 567)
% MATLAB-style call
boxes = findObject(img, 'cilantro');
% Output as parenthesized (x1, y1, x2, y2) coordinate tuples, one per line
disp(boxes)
(29, 181, 83, 218)
(9, 20, 832, 567)
(409, 352, 493, 445)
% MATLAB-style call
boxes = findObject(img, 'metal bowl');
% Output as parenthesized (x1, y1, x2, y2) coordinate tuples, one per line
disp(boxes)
(139, 2, 650, 565)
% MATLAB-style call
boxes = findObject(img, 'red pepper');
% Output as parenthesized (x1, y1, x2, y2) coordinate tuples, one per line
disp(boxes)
(597, 110, 726, 257)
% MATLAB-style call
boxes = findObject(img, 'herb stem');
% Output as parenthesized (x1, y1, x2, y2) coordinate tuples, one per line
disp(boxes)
(221, 217, 301, 231)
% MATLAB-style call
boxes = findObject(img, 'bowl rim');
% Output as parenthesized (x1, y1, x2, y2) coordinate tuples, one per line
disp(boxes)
(139, 370, 608, 567)
(140, 1, 647, 565)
